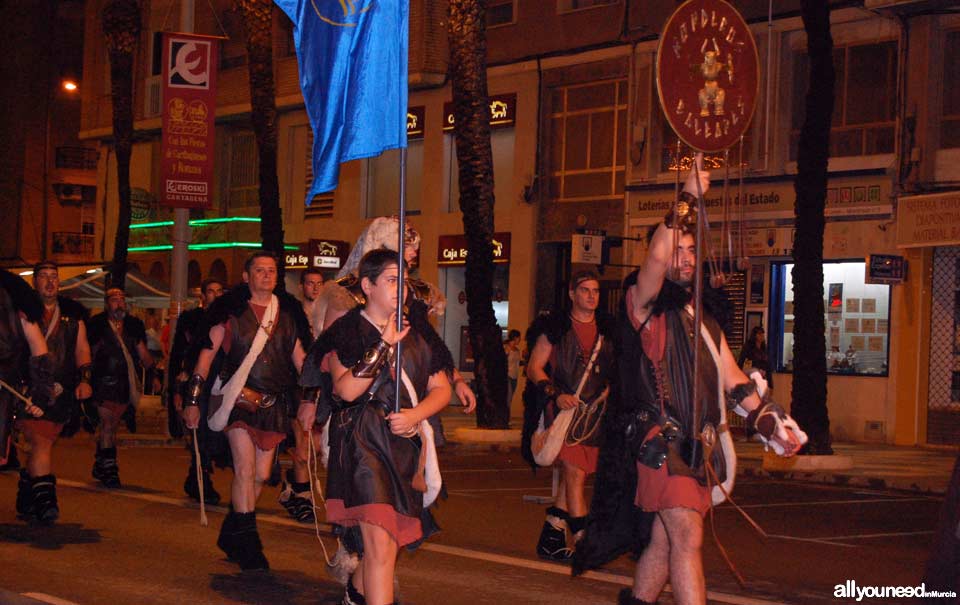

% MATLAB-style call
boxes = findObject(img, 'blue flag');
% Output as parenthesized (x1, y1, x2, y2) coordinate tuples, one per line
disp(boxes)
(274, 0, 408, 203)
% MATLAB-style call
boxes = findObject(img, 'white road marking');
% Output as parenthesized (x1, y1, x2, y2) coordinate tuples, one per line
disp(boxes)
(721, 496, 933, 509)
(50, 478, 793, 605)
(21, 594, 81, 605)
(423, 543, 789, 605)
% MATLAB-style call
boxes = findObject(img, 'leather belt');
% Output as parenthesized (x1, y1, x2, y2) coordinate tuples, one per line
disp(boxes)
(235, 386, 277, 414)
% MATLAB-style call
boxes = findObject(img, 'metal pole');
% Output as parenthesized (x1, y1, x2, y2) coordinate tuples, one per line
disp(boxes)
(394, 147, 408, 414)
(691, 155, 705, 466)
(169, 1, 194, 338)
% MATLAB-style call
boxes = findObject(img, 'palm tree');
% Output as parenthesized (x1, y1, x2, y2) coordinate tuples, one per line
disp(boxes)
(237, 0, 285, 281)
(790, 0, 834, 455)
(102, 0, 141, 289)
(447, 0, 509, 428)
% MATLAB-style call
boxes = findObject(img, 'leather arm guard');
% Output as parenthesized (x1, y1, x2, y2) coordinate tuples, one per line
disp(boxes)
(536, 379, 559, 403)
(76, 363, 93, 387)
(301, 386, 321, 406)
(183, 374, 205, 408)
(28, 354, 57, 410)
(664, 191, 699, 233)
(745, 400, 809, 456)
(351, 340, 391, 378)
(727, 368, 769, 418)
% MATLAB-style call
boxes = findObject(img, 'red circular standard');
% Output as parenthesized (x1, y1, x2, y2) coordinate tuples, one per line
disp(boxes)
(656, 0, 759, 153)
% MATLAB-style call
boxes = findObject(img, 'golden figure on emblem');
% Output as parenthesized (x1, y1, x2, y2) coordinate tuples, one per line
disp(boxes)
(697, 42, 733, 117)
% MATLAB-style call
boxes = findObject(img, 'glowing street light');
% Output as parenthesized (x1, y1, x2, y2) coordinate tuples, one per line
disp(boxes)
(62, 79, 78, 92)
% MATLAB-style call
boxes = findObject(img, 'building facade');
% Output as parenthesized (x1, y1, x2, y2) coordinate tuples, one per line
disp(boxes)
(76, 0, 960, 444)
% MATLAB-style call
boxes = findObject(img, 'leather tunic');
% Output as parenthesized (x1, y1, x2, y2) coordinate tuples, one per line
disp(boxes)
(218, 303, 300, 398)
(89, 314, 146, 404)
(40, 298, 85, 423)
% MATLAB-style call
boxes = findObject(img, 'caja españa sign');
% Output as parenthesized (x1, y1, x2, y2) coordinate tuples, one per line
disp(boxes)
(437, 233, 511, 266)
(656, 0, 759, 153)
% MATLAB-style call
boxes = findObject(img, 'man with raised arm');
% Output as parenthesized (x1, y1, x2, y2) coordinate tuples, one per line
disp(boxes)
(574, 155, 808, 605)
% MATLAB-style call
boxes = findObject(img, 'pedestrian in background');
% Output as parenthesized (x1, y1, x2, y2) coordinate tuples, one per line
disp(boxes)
(738, 326, 772, 389)
(504, 329, 521, 406)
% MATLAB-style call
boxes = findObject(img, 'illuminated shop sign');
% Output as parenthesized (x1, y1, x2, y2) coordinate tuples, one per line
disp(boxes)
(407, 106, 425, 140)
(443, 93, 516, 131)
(437, 233, 512, 266)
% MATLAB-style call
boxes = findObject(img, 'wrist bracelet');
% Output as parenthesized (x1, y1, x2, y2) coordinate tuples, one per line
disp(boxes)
(184, 373, 205, 408)
(536, 379, 558, 401)
(77, 363, 93, 385)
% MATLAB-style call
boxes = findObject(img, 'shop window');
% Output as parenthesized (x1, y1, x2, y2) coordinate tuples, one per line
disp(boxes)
(487, 0, 515, 27)
(789, 40, 898, 160)
(771, 261, 891, 376)
(547, 79, 626, 202)
(365, 141, 423, 218)
(942, 30, 960, 149)
(445, 129, 514, 213)
(439, 263, 510, 372)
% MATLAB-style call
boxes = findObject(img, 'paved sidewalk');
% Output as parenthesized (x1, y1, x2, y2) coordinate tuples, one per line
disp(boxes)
(439, 410, 959, 495)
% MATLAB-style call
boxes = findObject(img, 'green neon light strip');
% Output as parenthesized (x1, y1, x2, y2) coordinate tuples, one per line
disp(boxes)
(130, 217, 262, 230)
(128, 242, 297, 252)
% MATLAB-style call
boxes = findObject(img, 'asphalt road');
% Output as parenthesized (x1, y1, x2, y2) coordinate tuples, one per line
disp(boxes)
(0, 436, 942, 605)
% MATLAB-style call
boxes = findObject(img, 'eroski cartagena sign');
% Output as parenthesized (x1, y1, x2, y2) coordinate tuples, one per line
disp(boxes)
(656, 0, 759, 152)
(161, 32, 218, 208)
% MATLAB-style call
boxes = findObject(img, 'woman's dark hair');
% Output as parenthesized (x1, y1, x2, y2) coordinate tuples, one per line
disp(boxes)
(358, 248, 404, 285)
(745, 326, 766, 351)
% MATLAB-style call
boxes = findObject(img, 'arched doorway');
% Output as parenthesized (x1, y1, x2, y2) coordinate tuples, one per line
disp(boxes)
(187, 260, 202, 290)
(209, 258, 228, 285)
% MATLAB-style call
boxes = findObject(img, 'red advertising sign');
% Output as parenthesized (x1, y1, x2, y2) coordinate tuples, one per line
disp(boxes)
(656, 0, 759, 153)
(161, 32, 218, 208)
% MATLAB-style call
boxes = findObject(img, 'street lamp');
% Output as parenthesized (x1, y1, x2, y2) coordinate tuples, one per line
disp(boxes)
(42, 77, 80, 259)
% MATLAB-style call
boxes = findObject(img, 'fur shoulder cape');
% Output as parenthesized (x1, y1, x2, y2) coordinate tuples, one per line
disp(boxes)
(57, 295, 89, 323)
(651, 279, 731, 332)
(0, 269, 42, 323)
(524, 308, 617, 350)
(87, 312, 147, 348)
(198, 284, 312, 351)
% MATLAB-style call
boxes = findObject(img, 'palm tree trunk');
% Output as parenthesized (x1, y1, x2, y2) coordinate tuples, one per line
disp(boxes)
(238, 0, 284, 282)
(791, 0, 833, 454)
(102, 0, 141, 289)
(448, 0, 509, 428)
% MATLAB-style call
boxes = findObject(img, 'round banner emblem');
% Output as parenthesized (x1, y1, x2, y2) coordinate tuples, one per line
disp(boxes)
(656, 0, 759, 153)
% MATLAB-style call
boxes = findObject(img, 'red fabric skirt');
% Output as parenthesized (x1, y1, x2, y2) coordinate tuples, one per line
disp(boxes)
(634, 428, 711, 516)
(225, 421, 285, 451)
(97, 400, 128, 417)
(16, 418, 62, 441)
(325, 499, 423, 547)
(558, 443, 599, 474)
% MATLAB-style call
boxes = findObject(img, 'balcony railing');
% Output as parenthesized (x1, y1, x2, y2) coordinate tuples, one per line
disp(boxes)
(55, 147, 99, 170)
(52, 232, 95, 256)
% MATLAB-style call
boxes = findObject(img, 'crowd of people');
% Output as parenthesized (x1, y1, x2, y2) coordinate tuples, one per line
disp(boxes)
(0, 158, 814, 605)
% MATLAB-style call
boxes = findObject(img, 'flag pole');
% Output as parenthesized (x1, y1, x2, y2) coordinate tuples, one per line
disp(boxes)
(394, 146, 408, 415)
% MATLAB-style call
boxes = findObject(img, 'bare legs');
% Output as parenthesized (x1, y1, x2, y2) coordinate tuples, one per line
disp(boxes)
(226, 428, 276, 512)
(351, 522, 399, 605)
(632, 508, 706, 605)
(26, 432, 55, 477)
